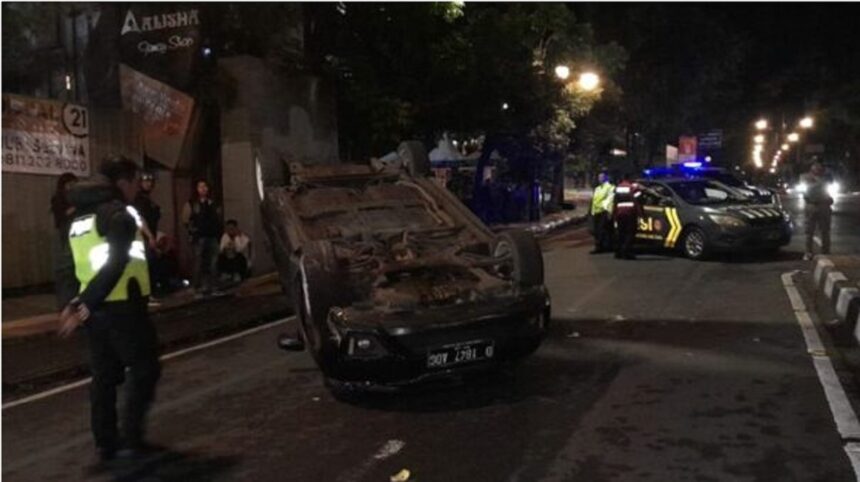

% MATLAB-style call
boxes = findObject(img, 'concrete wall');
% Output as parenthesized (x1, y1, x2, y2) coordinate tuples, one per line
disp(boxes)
(219, 56, 338, 275)
(2, 108, 143, 289)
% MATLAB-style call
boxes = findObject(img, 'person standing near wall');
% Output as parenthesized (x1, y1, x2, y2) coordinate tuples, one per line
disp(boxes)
(50, 173, 79, 309)
(182, 180, 223, 297)
(134, 171, 163, 298)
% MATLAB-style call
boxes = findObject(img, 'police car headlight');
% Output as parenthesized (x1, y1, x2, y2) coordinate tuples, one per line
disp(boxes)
(709, 214, 747, 228)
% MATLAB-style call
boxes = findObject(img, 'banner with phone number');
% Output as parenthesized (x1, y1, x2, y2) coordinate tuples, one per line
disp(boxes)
(2, 94, 90, 177)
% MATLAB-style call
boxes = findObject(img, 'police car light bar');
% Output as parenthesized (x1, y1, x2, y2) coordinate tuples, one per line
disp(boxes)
(682, 162, 702, 168)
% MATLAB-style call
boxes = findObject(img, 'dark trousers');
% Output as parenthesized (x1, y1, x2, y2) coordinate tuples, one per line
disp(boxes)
(805, 205, 832, 254)
(592, 212, 614, 252)
(218, 253, 249, 279)
(85, 308, 161, 451)
(192, 237, 220, 292)
(615, 214, 637, 258)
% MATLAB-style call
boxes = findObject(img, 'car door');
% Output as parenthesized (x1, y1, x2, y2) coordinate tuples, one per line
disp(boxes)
(635, 183, 683, 249)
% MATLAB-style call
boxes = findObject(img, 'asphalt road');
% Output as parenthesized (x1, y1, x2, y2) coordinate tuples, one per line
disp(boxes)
(4, 207, 859, 481)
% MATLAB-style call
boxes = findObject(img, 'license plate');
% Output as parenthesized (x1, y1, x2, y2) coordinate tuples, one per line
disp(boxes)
(427, 340, 494, 369)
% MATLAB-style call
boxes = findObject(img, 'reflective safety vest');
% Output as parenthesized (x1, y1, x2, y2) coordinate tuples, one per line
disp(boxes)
(613, 181, 641, 219)
(591, 182, 615, 215)
(69, 206, 151, 302)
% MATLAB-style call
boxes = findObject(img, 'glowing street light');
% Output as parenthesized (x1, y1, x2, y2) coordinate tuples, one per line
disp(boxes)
(501, 102, 509, 111)
(781, 143, 789, 151)
(787, 132, 799, 142)
(578, 72, 600, 91)
(754, 134, 765, 144)
(554, 65, 571, 80)
(799, 116, 814, 129)
(755, 119, 768, 130)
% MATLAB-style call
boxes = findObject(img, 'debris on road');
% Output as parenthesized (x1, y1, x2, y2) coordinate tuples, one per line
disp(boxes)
(391, 468, 411, 482)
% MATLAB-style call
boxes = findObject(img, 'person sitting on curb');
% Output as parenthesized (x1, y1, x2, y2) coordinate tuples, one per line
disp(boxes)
(218, 220, 252, 283)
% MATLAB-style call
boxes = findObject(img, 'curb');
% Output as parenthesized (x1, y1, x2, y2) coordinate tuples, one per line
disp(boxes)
(813, 256, 860, 344)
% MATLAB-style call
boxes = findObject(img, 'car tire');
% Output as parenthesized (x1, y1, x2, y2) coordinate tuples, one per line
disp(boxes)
(681, 226, 708, 260)
(493, 230, 544, 287)
(398, 140, 431, 177)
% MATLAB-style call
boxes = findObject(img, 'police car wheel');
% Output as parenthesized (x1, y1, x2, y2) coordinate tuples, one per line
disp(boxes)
(681, 227, 708, 260)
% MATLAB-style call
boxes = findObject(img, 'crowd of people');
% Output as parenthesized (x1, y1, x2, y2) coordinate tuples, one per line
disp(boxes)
(50, 169, 254, 308)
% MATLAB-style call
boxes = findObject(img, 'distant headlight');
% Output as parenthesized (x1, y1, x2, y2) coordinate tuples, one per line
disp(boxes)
(827, 182, 841, 197)
(709, 214, 747, 228)
(795, 182, 808, 194)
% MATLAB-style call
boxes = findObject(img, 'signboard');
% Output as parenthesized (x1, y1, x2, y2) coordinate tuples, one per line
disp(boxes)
(698, 130, 723, 148)
(118, 5, 201, 89)
(665, 145, 678, 166)
(2, 94, 90, 177)
(120, 64, 195, 169)
(678, 136, 697, 162)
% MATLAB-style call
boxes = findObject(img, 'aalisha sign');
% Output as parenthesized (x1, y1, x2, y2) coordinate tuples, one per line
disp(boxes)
(1, 94, 90, 177)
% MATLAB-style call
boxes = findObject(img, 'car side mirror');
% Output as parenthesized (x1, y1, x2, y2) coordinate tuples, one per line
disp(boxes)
(278, 333, 305, 352)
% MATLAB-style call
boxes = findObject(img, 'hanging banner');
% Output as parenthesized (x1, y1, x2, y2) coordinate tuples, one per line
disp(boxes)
(119, 64, 195, 169)
(118, 4, 202, 89)
(678, 136, 697, 163)
(1, 94, 91, 177)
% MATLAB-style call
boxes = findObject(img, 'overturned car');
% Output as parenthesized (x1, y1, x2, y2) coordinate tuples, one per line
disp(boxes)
(259, 144, 550, 393)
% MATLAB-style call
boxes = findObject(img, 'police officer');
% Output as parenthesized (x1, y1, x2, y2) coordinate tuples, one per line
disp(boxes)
(613, 173, 643, 260)
(802, 162, 833, 260)
(590, 171, 615, 254)
(59, 157, 161, 464)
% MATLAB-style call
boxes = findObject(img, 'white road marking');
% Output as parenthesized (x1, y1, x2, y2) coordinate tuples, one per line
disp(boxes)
(374, 439, 406, 460)
(2, 316, 293, 410)
(782, 271, 860, 480)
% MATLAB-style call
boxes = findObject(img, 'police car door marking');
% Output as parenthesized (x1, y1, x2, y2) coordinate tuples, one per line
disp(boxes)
(664, 208, 681, 248)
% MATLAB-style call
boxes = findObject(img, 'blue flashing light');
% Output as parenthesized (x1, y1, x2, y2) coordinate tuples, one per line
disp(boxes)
(682, 162, 702, 168)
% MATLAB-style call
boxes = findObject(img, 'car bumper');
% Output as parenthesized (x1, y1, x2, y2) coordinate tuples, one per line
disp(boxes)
(321, 288, 551, 388)
(706, 222, 792, 251)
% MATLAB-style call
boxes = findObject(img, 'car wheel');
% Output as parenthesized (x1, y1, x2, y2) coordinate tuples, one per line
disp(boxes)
(493, 230, 544, 287)
(397, 140, 431, 177)
(681, 226, 708, 260)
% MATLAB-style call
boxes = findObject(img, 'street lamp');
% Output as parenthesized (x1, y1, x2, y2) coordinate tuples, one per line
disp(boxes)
(755, 119, 768, 130)
(781, 143, 789, 151)
(501, 102, 510, 111)
(787, 132, 799, 142)
(799, 116, 814, 129)
(554, 65, 570, 81)
(754, 134, 765, 144)
(578, 72, 600, 91)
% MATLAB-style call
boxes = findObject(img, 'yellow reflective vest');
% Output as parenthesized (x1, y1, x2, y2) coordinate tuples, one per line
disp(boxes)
(68, 206, 151, 302)
(591, 182, 615, 215)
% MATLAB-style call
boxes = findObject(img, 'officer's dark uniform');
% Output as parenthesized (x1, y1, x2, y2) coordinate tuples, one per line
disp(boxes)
(66, 180, 161, 458)
(613, 180, 642, 260)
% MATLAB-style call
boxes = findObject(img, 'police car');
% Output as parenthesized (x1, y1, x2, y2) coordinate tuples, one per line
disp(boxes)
(633, 177, 792, 259)
(644, 163, 777, 205)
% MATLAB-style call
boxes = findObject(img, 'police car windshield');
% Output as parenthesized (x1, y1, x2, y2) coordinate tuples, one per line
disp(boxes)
(667, 181, 740, 205)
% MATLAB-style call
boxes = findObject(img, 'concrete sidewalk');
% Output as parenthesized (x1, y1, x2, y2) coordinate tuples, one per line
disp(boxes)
(492, 205, 589, 238)
(1, 273, 282, 340)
